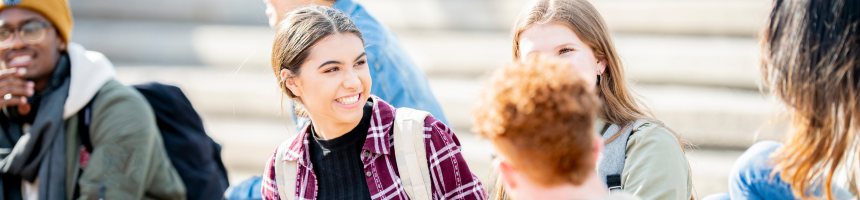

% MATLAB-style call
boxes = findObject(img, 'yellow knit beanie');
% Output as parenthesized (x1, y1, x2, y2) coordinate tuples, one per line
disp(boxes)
(0, 0, 73, 44)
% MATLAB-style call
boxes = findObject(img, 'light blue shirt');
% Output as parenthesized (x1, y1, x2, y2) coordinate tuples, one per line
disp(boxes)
(332, 0, 448, 124)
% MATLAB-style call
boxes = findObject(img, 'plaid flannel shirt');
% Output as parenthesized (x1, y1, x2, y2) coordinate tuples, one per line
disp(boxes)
(262, 95, 487, 200)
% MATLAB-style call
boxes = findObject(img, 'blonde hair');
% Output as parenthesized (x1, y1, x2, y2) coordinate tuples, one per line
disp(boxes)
(761, 0, 860, 199)
(473, 54, 601, 187)
(271, 6, 363, 117)
(511, 0, 657, 142)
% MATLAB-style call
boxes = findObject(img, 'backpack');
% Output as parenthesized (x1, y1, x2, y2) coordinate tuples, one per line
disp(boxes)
(273, 108, 432, 200)
(597, 119, 659, 192)
(78, 82, 230, 200)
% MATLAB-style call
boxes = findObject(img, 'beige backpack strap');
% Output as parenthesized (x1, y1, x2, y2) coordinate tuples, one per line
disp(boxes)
(393, 108, 433, 200)
(274, 136, 299, 200)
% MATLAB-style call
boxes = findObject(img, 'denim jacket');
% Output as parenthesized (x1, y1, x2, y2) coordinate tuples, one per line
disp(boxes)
(332, 0, 448, 124)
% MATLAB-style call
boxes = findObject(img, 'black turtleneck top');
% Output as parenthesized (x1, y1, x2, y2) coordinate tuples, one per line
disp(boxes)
(308, 102, 373, 200)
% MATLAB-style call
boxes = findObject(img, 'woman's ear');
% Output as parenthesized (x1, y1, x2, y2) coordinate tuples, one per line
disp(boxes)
(597, 62, 607, 75)
(596, 56, 607, 75)
(281, 69, 303, 97)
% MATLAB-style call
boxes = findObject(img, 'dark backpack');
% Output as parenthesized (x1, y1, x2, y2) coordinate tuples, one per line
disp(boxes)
(79, 82, 230, 200)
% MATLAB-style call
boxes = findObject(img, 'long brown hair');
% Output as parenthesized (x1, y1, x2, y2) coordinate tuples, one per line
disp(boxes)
(271, 6, 363, 117)
(762, 0, 860, 199)
(499, 0, 692, 199)
(511, 0, 661, 144)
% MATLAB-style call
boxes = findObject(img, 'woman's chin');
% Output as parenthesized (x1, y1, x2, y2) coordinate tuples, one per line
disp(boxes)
(333, 112, 363, 125)
(331, 104, 364, 122)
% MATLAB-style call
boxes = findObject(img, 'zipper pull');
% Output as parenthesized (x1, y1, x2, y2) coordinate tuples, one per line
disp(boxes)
(98, 184, 105, 200)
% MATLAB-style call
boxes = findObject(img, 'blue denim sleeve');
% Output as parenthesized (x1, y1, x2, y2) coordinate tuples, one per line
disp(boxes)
(728, 141, 857, 200)
(346, 7, 449, 125)
(366, 43, 449, 125)
(728, 140, 796, 200)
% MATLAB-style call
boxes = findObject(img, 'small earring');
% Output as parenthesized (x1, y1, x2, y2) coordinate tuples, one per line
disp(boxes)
(597, 74, 601, 85)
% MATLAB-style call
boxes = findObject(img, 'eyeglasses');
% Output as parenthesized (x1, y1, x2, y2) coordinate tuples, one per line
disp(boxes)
(0, 21, 51, 48)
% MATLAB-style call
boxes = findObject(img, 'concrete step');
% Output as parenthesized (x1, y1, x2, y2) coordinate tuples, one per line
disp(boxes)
(428, 76, 786, 149)
(400, 31, 761, 89)
(687, 148, 744, 197)
(115, 66, 289, 119)
(115, 66, 785, 149)
(78, 20, 760, 89)
(70, 0, 269, 25)
(207, 114, 743, 197)
(359, 0, 771, 36)
(70, 0, 770, 36)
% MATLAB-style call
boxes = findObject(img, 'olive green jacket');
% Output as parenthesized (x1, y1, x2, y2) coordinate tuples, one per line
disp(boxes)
(596, 120, 692, 200)
(63, 80, 186, 200)
(58, 43, 185, 200)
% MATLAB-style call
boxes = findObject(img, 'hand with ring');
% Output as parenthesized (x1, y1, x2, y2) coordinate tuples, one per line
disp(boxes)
(0, 67, 34, 115)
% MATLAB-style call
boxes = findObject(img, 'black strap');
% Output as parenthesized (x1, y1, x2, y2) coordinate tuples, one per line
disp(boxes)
(607, 174, 622, 188)
(73, 94, 97, 199)
(78, 94, 97, 153)
(604, 122, 655, 191)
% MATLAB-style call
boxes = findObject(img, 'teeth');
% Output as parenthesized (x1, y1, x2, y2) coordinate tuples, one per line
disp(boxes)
(9, 55, 31, 65)
(336, 94, 360, 104)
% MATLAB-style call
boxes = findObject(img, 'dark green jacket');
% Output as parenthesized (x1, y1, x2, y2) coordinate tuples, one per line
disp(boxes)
(64, 79, 185, 200)
(59, 43, 185, 200)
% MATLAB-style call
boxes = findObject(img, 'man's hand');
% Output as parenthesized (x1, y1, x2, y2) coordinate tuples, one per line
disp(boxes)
(0, 67, 34, 115)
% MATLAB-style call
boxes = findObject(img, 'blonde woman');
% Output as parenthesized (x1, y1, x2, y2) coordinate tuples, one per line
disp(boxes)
(502, 0, 693, 199)
(260, 6, 486, 200)
(703, 0, 859, 199)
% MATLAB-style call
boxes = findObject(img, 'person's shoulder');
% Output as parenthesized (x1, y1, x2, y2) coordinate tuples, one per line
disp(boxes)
(344, 2, 384, 32)
(93, 79, 149, 108)
(89, 80, 157, 136)
(423, 115, 451, 137)
(624, 121, 688, 164)
(421, 113, 466, 149)
(423, 115, 444, 129)
(627, 122, 678, 147)
(621, 122, 692, 200)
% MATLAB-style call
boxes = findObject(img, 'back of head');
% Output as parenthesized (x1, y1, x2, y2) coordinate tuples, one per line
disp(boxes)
(270, 6, 362, 117)
(472, 53, 601, 187)
(761, 0, 860, 198)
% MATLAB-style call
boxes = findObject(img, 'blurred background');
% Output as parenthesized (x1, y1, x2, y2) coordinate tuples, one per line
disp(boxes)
(69, 0, 783, 197)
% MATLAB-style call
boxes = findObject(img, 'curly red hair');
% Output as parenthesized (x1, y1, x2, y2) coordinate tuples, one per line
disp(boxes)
(472, 54, 602, 187)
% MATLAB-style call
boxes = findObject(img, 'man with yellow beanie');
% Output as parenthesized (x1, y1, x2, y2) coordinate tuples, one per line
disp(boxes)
(0, 0, 186, 199)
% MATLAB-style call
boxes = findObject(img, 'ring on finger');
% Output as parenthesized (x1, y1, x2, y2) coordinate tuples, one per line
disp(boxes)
(3, 93, 11, 100)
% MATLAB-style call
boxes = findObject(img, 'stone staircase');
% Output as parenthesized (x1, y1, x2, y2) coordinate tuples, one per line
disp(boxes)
(96, 21, 783, 148)
(70, 0, 771, 36)
(69, 0, 781, 196)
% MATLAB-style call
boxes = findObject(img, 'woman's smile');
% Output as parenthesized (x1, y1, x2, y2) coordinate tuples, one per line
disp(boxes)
(334, 92, 362, 109)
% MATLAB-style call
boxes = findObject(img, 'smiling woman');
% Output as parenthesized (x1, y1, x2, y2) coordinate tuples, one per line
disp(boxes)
(277, 27, 370, 139)
(261, 6, 487, 200)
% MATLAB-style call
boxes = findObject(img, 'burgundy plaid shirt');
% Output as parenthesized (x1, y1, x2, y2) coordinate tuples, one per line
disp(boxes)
(262, 95, 487, 200)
